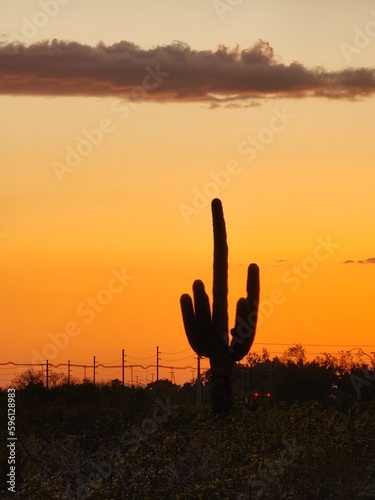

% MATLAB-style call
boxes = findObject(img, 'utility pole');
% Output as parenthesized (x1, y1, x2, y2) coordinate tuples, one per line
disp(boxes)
(45, 360, 49, 389)
(83, 365, 87, 382)
(169, 367, 175, 384)
(196, 356, 202, 405)
(156, 346, 160, 396)
(67, 359, 71, 385)
(122, 348, 125, 386)
(136, 375, 139, 387)
(93, 356, 96, 385)
(130, 365, 133, 387)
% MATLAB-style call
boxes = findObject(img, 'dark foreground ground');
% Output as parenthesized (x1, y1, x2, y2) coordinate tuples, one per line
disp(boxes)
(1, 383, 375, 499)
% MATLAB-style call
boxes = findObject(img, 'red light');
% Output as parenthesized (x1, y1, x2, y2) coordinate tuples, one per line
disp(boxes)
(253, 392, 259, 397)
(266, 392, 271, 398)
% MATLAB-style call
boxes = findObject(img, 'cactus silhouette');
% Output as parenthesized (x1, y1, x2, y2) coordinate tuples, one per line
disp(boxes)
(180, 198, 260, 415)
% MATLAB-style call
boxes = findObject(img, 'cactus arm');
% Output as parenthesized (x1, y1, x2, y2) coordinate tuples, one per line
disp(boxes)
(211, 198, 229, 345)
(180, 280, 213, 357)
(180, 293, 199, 352)
(192, 280, 214, 355)
(230, 263, 260, 361)
(246, 263, 260, 341)
(247, 263, 260, 308)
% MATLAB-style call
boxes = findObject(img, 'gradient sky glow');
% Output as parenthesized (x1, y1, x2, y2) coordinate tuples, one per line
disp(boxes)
(1, 1, 375, 386)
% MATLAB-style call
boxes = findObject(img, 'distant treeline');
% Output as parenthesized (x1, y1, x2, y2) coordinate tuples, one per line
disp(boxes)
(3, 344, 374, 409)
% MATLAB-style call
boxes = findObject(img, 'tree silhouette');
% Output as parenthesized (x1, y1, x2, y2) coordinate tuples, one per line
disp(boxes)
(11, 369, 43, 389)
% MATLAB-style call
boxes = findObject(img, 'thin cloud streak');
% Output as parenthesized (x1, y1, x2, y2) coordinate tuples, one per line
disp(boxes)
(344, 257, 375, 264)
(0, 39, 375, 103)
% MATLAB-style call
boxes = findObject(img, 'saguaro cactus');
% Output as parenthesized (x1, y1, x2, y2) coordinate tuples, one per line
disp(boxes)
(180, 198, 260, 415)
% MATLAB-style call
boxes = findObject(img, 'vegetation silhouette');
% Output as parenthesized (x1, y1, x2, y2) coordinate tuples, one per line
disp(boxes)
(2, 352, 375, 498)
(180, 198, 260, 414)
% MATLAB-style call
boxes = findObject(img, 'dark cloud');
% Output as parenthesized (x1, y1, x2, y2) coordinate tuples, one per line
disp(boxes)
(0, 39, 374, 103)
(344, 257, 375, 264)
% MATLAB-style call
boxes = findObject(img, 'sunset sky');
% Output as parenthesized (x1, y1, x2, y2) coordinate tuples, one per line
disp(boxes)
(1, 0, 375, 387)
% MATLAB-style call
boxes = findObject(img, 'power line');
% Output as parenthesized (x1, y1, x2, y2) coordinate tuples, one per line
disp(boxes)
(122, 347, 156, 354)
(2, 342, 374, 388)
(161, 348, 192, 355)
(125, 354, 155, 361)
(160, 355, 196, 362)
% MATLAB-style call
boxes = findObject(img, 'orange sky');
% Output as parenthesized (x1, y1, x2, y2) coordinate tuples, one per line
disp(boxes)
(1, 1, 375, 387)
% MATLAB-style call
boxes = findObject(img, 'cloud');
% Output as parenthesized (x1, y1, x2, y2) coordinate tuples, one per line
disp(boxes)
(344, 257, 375, 264)
(207, 100, 262, 110)
(0, 39, 374, 103)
